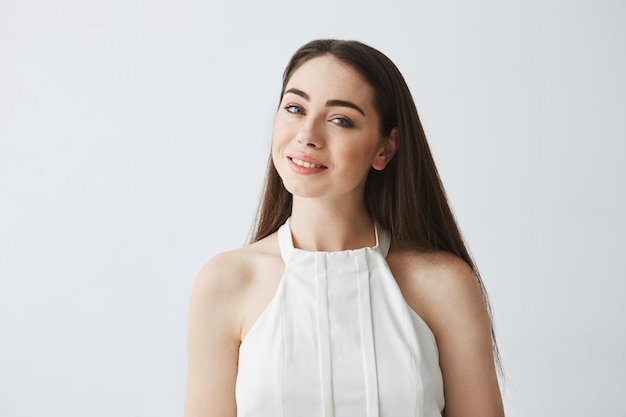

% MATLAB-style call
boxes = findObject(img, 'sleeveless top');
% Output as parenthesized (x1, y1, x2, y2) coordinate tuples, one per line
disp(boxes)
(235, 219, 444, 417)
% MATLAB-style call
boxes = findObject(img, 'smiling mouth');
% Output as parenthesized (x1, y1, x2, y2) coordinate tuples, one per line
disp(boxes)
(290, 157, 327, 169)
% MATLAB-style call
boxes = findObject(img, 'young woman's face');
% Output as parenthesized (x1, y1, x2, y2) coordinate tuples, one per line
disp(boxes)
(272, 55, 394, 201)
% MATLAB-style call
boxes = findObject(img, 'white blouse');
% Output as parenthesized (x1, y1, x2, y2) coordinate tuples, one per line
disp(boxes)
(235, 219, 444, 416)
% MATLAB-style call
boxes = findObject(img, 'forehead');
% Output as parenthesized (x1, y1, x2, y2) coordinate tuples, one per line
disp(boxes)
(285, 56, 374, 105)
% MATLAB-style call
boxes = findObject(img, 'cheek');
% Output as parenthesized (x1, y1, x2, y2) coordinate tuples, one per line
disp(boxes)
(270, 138, 281, 170)
(341, 141, 380, 167)
(271, 116, 291, 147)
(271, 126, 288, 170)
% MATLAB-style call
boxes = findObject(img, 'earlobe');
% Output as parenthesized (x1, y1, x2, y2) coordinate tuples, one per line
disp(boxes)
(372, 128, 399, 171)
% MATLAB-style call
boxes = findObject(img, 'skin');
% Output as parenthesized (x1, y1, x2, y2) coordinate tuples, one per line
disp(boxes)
(184, 56, 504, 417)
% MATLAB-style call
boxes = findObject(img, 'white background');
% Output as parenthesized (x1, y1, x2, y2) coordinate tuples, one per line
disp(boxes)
(1, 1, 625, 416)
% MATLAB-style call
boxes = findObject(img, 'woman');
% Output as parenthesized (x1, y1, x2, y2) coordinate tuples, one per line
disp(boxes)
(185, 39, 504, 417)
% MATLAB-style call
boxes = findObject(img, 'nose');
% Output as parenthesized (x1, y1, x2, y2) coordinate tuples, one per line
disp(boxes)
(297, 136, 319, 148)
(296, 119, 324, 148)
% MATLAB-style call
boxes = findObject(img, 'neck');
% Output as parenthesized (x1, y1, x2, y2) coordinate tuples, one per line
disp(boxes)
(289, 196, 376, 251)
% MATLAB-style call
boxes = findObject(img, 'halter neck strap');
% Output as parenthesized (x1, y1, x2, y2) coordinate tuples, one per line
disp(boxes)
(277, 218, 295, 263)
(277, 217, 391, 263)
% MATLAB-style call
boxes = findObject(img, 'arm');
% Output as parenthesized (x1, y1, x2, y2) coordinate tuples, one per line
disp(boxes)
(184, 255, 242, 417)
(429, 257, 503, 417)
(393, 252, 504, 417)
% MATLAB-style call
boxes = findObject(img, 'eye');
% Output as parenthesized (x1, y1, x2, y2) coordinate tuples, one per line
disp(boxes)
(285, 105, 304, 115)
(331, 117, 354, 128)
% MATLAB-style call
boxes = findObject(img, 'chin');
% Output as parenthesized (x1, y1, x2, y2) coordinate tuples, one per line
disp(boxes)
(282, 182, 324, 199)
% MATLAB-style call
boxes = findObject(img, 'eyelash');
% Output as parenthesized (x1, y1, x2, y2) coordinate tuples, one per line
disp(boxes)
(331, 117, 354, 128)
(285, 105, 304, 115)
(284, 105, 354, 128)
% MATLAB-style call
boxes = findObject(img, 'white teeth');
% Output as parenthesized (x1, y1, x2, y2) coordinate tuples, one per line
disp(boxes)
(292, 157, 323, 168)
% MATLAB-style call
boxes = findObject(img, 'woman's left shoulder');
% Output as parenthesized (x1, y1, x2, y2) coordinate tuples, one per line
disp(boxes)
(387, 249, 504, 416)
(386, 249, 488, 335)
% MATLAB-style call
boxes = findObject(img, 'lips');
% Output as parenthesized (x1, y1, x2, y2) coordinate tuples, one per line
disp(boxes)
(290, 157, 326, 169)
(287, 153, 328, 169)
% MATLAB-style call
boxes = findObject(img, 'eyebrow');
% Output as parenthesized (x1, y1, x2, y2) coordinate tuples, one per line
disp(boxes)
(284, 88, 366, 116)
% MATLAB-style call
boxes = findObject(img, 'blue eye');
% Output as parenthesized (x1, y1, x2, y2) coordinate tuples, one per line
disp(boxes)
(332, 117, 353, 128)
(285, 105, 304, 114)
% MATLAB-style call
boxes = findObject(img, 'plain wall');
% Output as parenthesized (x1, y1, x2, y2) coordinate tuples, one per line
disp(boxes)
(1, 1, 625, 416)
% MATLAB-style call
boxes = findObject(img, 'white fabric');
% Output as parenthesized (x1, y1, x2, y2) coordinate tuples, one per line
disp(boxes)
(235, 219, 444, 417)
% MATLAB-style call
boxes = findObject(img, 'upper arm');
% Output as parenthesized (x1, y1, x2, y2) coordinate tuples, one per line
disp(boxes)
(184, 254, 243, 417)
(393, 252, 504, 417)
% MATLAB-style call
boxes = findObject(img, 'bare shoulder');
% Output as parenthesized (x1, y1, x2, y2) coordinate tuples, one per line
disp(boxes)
(193, 250, 245, 299)
(194, 244, 259, 298)
(184, 234, 283, 417)
(387, 249, 504, 416)
(195, 233, 282, 285)
(191, 233, 284, 340)
(192, 233, 282, 315)
(386, 249, 484, 330)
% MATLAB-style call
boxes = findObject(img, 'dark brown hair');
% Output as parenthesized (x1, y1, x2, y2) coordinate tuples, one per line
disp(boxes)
(251, 39, 500, 370)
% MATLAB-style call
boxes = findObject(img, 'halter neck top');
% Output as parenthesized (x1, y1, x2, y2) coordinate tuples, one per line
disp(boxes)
(235, 219, 444, 416)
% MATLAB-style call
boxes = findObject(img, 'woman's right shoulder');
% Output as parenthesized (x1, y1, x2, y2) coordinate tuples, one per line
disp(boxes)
(185, 236, 282, 417)
(192, 233, 282, 301)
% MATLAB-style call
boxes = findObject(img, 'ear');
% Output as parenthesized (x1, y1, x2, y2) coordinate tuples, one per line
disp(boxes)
(372, 128, 399, 171)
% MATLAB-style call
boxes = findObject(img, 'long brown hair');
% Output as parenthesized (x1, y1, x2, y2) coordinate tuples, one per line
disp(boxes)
(251, 39, 500, 370)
